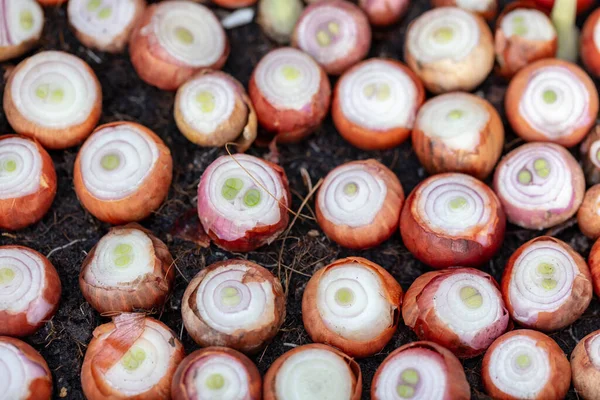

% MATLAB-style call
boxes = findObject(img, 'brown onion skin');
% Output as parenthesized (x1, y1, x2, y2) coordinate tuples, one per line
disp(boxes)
(332, 59, 425, 150)
(586, 237, 600, 298)
(430, 0, 498, 21)
(412, 93, 504, 180)
(582, 8, 600, 78)
(182, 259, 286, 354)
(0, 135, 57, 231)
(502, 236, 593, 332)
(316, 160, 404, 249)
(302, 257, 403, 358)
(171, 347, 262, 400)
(0, 336, 53, 400)
(482, 330, 571, 400)
(263, 343, 362, 400)
(570, 329, 600, 400)
(578, 185, 600, 239)
(0, 246, 61, 337)
(79, 224, 174, 314)
(371, 341, 470, 400)
(581, 125, 600, 185)
(73, 121, 173, 225)
(359, 0, 410, 27)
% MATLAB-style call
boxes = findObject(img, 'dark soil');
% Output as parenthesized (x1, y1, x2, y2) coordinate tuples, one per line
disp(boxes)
(1, 1, 598, 399)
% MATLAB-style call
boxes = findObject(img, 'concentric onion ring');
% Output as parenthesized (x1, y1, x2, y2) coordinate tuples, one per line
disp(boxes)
(581, 8, 600, 77)
(431, 0, 498, 21)
(0, 0, 44, 62)
(580, 125, 600, 185)
(571, 329, 600, 399)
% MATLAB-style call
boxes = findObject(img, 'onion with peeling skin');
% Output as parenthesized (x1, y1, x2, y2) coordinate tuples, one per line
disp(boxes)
(400, 173, 505, 269)
(81, 313, 185, 400)
(249, 47, 331, 143)
(171, 347, 262, 400)
(0, 0, 44, 62)
(263, 343, 362, 400)
(0, 135, 56, 231)
(371, 341, 470, 400)
(577, 185, 600, 239)
(482, 329, 571, 400)
(502, 236, 592, 332)
(332, 58, 425, 150)
(359, 0, 409, 27)
(197, 154, 290, 252)
(581, 8, 600, 77)
(405, 7, 494, 94)
(571, 329, 600, 399)
(182, 259, 286, 354)
(74, 121, 173, 225)
(3, 51, 102, 150)
(316, 160, 404, 249)
(0, 336, 53, 400)
(493, 142, 585, 230)
(302, 257, 403, 358)
(585, 237, 600, 299)
(580, 125, 600, 185)
(129, 1, 229, 91)
(174, 70, 257, 152)
(0, 245, 61, 337)
(412, 92, 504, 180)
(431, 0, 498, 21)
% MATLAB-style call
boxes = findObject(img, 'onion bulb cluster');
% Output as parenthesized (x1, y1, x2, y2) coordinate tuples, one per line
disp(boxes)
(580, 125, 600, 185)
(578, 185, 600, 239)
(581, 8, 600, 77)
(431, 0, 498, 21)
(0, 0, 44, 62)
(571, 329, 600, 400)
(359, 0, 409, 27)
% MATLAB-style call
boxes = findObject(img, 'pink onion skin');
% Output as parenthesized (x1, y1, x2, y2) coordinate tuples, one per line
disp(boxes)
(501, 236, 593, 332)
(577, 185, 600, 239)
(586, 237, 600, 298)
(571, 330, 600, 400)
(580, 125, 600, 185)
(359, 0, 410, 27)
(581, 9, 600, 78)
(431, 0, 498, 21)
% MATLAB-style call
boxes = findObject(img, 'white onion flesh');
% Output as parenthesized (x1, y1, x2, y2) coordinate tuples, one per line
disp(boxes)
(0, 0, 43, 48)
(254, 48, 320, 110)
(456, 0, 494, 12)
(0, 342, 47, 400)
(80, 124, 159, 201)
(67, 0, 137, 47)
(500, 9, 555, 41)
(589, 140, 600, 169)
(190, 355, 250, 400)
(338, 60, 418, 130)
(0, 137, 41, 200)
(586, 332, 600, 369)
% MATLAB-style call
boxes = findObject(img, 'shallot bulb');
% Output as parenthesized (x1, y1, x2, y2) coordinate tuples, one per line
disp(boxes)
(431, 0, 498, 21)
(581, 8, 600, 77)
(580, 125, 600, 185)
(577, 185, 600, 239)
(571, 329, 600, 399)
(359, 0, 410, 27)
(0, 0, 43, 62)
(302, 257, 403, 358)
(182, 259, 286, 353)
(585, 237, 600, 298)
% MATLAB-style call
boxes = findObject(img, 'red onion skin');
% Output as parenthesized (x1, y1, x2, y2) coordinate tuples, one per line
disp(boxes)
(586, 237, 600, 298)
(212, 0, 257, 9)
(582, 9, 600, 78)
(580, 125, 600, 185)
(570, 330, 600, 400)
(431, 0, 498, 21)
(359, 0, 410, 27)
(501, 236, 593, 332)
(577, 185, 600, 239)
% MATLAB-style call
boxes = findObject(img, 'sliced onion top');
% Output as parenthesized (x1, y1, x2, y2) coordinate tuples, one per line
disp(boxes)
(0, 136, 41, 200)
(456, 0, 494, 12)
(185, 353, 251, 399)
(0, 341, 48, 399)
(585, 332, 600, 369)
(0, 0, 43, 47)
(500, 9, 555, 41)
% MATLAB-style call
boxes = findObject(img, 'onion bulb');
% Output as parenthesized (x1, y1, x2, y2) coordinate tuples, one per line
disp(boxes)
(0, 0, 44, 62)
(0, 135, 56, 231)
(174, 70, 257, 152)
(197, 154, 290, 252)
(212, 0, 256, 9)
(171, 347, 261, 400)
(412, 92, 504, 180)
(263, 343, 362, 400)
(400, 173, 505, 269)
(248, 47, 331, 143)
(431, 0, 498, 21)
(493, 142, 585, 230)
(585, 237, 600, 299)
(81, 313, 185, 400)
(577, 185, 600, 239)
(74, 121, 173, 225)
(332, 58, 425, 150)
(302, 257, 402, 358)
(3, 51, 102, 150)
(0, 336, 53, 400)
(36, 0, 66, 5)
(482, 329, 571, 400)
(581, 125, 600, 185)
(502, 236, 592, 332)
(0, 245, 61, 337)
(129, 1, 229, 91)
(359, 0, 410, 27)
(292, 0, 371, 75)
(316, 160, 404, 249)
(571, 329, 600, 400)
(371, 341, 470, 400)
(182, 259, 286, 354)
(405, 7, 494, 94)
(257, 0, 303, 44)
(582, 8, 600, 77)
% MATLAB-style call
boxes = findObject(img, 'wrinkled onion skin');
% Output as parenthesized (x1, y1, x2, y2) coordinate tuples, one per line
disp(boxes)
(577, 185, 600, 239)
(302, 257, 403, 358)
(332, 59, 425, 151)
(0, 135, 57, 231)
(0, 336, 53, 400)
(581, 125, 600, 185)
(182, 260, 286, 354)
(73, 121, 173, 225)
(263, 343, 362, 400)
(586, 237, 600, 298)
(582, 9, 600, 78)
(171, 347, 262, 400)
(482, 330, 571, 400)
(430, 0, 498, 21)
(571, 330, 600, 400)
(79, 224, 175, 314)
(359, 0, 410, 26)
(212, 0, 257, 8)
(501, 236, 593, 332)
(371, 341, 470, 400)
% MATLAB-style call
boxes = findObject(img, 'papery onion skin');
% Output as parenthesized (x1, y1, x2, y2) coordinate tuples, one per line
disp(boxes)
(316, 160, 404, 249)
(581, 8, 600, 77)
(482, 329, 571, 400)
(359, 0, 409, 27)
(79, 223, 174, 314)
(73, 121, 173, 225)
(129, 1, 230, 91)
(502, 236, 592, 332)
(581, 125, 600, 185)
(0, 336, 53, 400)
(302, 257, 403, 358)
(400, 173, 506, 269)
(332, 59, 425, 150)
(263, 343, 362, 400)
(0, 245, 61, 337)
(0, 135, 56, 231)
(431, 0, 498, 21)
(577, 185, 600, 239)
(412, 92, 504, 180)
(182, 259, 286, 354)
(570, 329, 600, 400)
(371, 341, 470, 400)
(0, 0, 44, 62)
(586, 237, 600, 298)
(171, 347, 262, 400)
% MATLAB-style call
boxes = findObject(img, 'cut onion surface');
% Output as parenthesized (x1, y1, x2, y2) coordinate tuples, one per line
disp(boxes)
(431, 0, 498, 21)
(0, 0, 44, 62)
